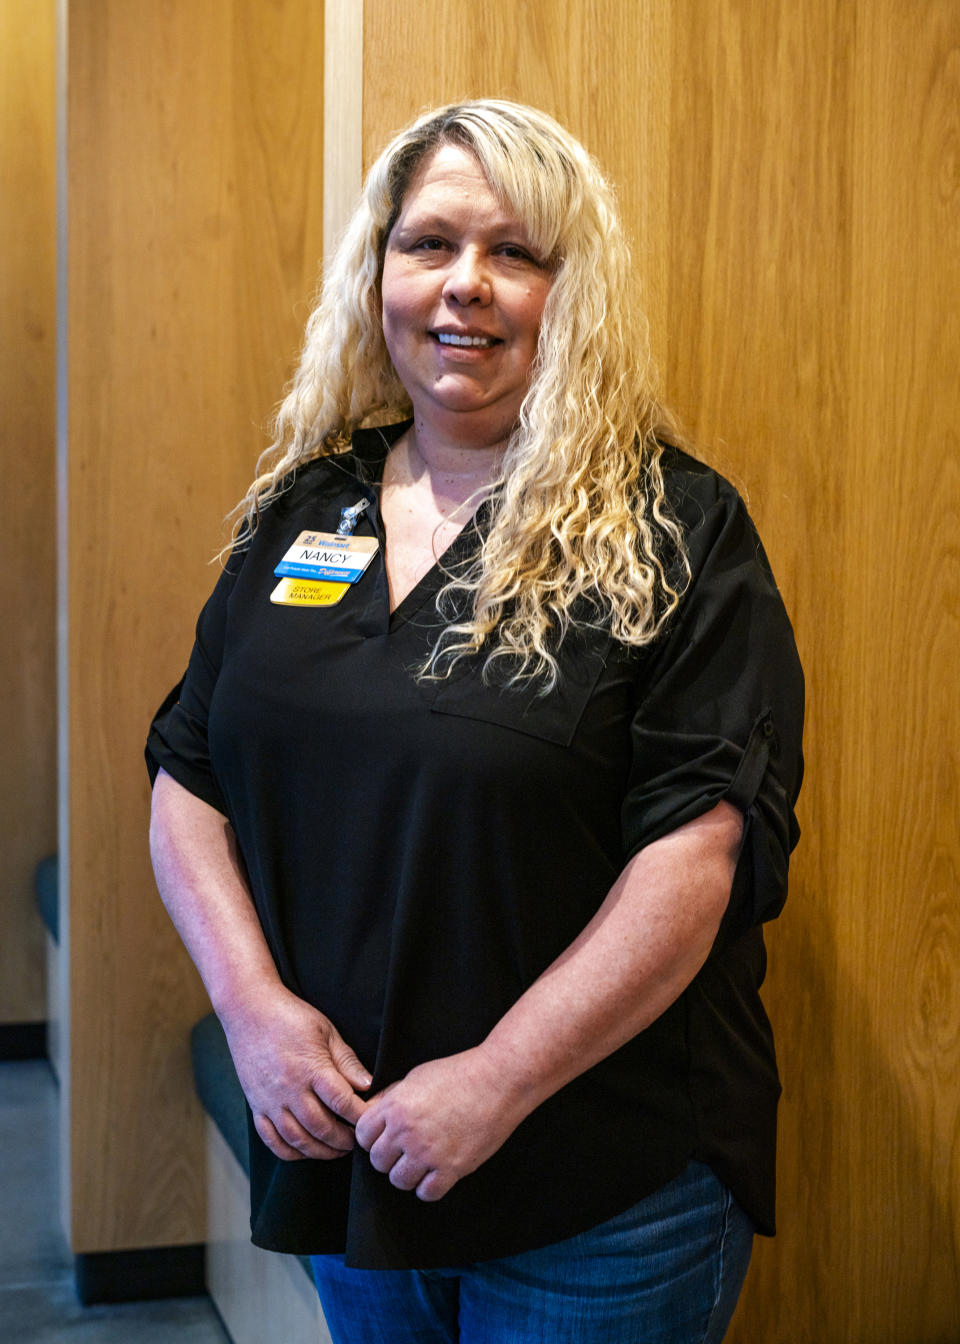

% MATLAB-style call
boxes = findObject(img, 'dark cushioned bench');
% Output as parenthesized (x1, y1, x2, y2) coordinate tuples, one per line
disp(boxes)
(35, 858, 250, 1183)
(190, 1013, 250, 1177)
(35, 854, 59, 943)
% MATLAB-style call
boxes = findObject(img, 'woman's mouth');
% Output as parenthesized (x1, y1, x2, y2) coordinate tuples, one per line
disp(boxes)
(433, 331, 499, 348)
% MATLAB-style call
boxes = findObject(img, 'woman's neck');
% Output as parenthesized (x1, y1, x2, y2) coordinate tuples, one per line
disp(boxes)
(397, 420, 505, 511)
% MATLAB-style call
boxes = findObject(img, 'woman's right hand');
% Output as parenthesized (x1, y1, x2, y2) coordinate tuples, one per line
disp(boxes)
(220, 985, 372, 1162)
(149, 773, 372, 1164)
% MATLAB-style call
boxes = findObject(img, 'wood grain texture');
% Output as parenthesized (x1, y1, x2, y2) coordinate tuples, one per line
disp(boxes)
(0, 0, 57, 1023)
(838, 3, 960, 1335)
(665, 7, 856, 1330)
(666, 4, 960, 1339)
(362, 0, 674, 367)
(64, 0, 324, 1250)
(362, 1, 959, 1337)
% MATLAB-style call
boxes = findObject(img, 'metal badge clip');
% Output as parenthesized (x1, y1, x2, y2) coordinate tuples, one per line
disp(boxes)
(336, 498, 371, 537)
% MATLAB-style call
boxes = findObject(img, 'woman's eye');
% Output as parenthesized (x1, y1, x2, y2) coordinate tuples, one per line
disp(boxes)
(415, 237, 447, 252)
(500, 244, 545, 267)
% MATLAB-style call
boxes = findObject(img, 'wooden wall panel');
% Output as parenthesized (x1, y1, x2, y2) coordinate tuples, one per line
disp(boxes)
(361, 1, 959, 1338)
(0, 0, 57, 1024)
(665, 4, 856, 1335)
(667, 5, 960, 1340)
(64, 0, 324, 1251)
(838, 2, 959, 1335)
(362, 0, 674, 369)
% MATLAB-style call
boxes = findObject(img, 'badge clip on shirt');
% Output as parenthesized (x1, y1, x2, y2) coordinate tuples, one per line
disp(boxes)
(270, 499, 378, 607)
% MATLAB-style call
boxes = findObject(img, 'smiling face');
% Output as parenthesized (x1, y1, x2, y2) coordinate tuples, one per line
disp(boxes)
(380, 143, 553, 450)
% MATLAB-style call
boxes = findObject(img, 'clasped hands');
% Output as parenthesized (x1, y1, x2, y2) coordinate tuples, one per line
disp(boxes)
(223, 986, 524, 1202)
(356, 1050, 527, 1201)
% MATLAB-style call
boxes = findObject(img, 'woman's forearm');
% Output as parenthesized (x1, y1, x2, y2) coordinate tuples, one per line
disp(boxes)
(148, 767, 282, 1017)
(478, 800, 744, 1113)
(149, 767, 371, 1159)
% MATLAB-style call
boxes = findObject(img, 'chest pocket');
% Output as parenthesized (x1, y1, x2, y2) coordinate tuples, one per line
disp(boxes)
(429, 633, 613, 747)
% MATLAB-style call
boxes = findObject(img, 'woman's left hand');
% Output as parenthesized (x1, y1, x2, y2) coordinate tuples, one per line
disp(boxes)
(355, 1047, 529, 1201)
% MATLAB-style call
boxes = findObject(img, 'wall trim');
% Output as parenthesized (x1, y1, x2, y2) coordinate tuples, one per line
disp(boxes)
(323, 0, 364, 262)
(74, 1244, 205, 1305)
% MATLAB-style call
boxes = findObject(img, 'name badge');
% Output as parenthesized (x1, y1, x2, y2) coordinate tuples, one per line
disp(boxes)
(273, 530, 379, 584)
(270, 528, 379, 607)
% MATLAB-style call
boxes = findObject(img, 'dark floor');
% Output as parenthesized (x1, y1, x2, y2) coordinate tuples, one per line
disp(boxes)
(0, 1058, 230, 1343)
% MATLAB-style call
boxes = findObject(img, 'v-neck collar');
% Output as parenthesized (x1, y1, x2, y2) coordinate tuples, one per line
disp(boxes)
(342, 420, 495, 637)
(387, 499, 492, 629)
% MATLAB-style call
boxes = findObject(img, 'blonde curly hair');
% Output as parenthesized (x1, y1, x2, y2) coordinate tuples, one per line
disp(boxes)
(230, 98, 689, 689)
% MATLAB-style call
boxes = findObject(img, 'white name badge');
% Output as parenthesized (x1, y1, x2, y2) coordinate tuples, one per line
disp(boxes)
(273, 531, 379, 584)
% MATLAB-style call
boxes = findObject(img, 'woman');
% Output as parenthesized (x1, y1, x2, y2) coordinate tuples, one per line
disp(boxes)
(148, 100, 803, 1342)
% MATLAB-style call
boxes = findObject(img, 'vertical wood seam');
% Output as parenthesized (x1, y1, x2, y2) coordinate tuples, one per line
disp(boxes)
(55, 0, 73, 1247)
(323, 0, 364, 262)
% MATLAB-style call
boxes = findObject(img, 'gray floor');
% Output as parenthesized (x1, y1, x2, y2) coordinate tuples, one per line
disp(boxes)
(0, 1058, 230, 1343)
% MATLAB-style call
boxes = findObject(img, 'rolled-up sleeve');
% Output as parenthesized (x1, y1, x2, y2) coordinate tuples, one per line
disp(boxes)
(145, 554, 243, 817)
(621, 473, 804, 931)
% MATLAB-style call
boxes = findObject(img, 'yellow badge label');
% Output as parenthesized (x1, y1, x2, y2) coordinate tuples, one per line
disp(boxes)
(270, 576, 351, 607)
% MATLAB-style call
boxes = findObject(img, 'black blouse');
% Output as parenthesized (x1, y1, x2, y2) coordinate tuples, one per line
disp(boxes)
(147, 421, 804, 1268)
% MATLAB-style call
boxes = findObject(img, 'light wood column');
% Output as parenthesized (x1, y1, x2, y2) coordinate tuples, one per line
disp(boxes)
(0, 0, 57, 1028)
(360, 3, 960, 1339)
(61, 0, 325, 1252)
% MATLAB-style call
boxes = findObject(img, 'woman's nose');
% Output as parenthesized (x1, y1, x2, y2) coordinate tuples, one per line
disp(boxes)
(442, 248, 491, 305)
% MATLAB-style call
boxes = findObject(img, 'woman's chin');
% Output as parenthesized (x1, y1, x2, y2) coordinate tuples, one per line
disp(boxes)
(419, 383, 522, 429)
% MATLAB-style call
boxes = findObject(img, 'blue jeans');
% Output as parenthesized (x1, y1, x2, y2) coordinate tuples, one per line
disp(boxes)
(310, 1162, 754, 1343)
